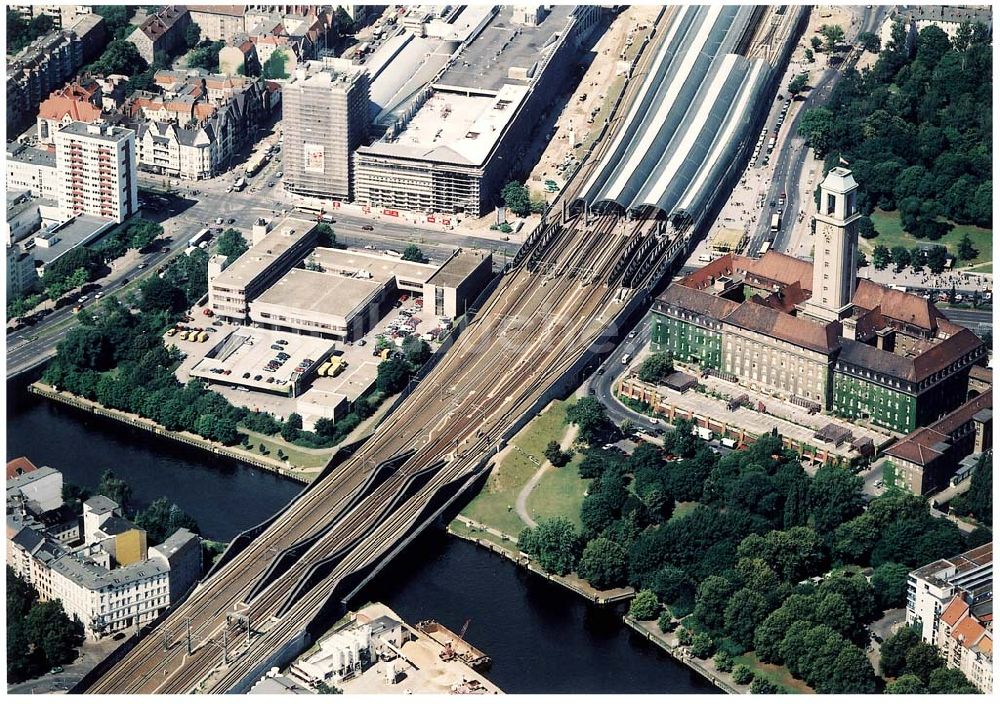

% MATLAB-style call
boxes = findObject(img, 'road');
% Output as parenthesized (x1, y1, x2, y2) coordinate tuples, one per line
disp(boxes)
(747, 5, 887, 257)
(6, 171, 521, 379)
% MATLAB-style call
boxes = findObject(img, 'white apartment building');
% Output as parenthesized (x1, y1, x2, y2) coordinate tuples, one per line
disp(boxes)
(907, 543, 993, 643)
(54, 121, 138, 224)
(936, 595, 993, 694)
(6, 142, 59, 199)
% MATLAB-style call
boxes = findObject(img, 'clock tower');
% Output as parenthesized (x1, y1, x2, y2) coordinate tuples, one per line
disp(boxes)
(800, 167, 861, 323)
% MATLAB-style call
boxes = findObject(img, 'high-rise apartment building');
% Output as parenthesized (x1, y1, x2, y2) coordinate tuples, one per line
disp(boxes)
(282, 60, 369, 201)
(54, 122, 138, 224)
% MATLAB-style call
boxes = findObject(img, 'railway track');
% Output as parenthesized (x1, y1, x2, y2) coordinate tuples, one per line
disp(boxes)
(87, 10, 682, 695)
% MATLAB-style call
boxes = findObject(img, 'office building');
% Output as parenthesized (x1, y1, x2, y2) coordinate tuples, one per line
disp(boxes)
(6, 244, 40, 299)
(353, 5, 602, 217)
(54, 122, 138, 223)
(208, 215, 320, 322)
(652, 169, 987, 434)
(6, 142, 58, 200)
(282, 60, 370, 201)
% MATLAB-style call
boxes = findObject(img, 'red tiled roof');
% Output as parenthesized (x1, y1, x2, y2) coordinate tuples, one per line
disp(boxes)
(38, 94, 102, 122)
(969, 365, 992, 384)
(744, 251, 814, 293)
(723, 301, 840, 354)
(187, 5, 244, 16)
(853, 278, 945, 331)
(931, 391, 992, 436)
(951, 614, 987, 649)
(6, 457, 38, 481)
(941, 596, 970, 627)
(884, 429, 949, 466)
(656, 283, 741, 320)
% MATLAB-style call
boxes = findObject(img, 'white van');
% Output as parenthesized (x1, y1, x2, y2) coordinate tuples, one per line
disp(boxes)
(621, 353, 631, 365)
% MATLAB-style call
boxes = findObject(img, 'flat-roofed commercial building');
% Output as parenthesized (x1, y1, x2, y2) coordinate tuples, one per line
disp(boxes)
(208, 215, 319, 322)
(54, 121, 138, 224)
(282, 60, 369, 201)
(250, 248, 439, 341)
(353, 5, 602, 217)
(423, 249, 494, 318)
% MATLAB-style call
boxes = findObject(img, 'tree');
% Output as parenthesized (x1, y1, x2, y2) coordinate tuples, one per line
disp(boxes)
(857, 215, 877, 239)
(819, 24, 845, 53)
(401, 335, 431, 367)
(808, 465, 864, 534)
(281, 412, 303, 442)
(628, 589, 661, 621)
(804, 48, 814, 63)
(872, 244, 891, 270)
(97, 469, 132, 511)
(925, 245, 948, 274)
(393, 245, 427, 266)
(543, 440, 571, 468)
(376, 357, 410, 394)
(127, 219, 164, 251)
(732, 664, 753, 685)
(186, 40, 225, 71)
(517, 517, 580, 575)
(723, 587, 773, 650)
(955, 451, 992, 524)
(89, 40, 148, 76)
(904, 641, 945, 684)
(216, 229, 249, 258)
(58, 327, 111, 370)
(736, 526, 825, 583)
(798, 108, 834, 155)
(184, 23, 201, 49)
(140, 277, 186, 313)
(134, 497, 199, 545)
(578, 537, 627, 589)
(824, 645, 878, 693)
(565, 397, 608, 444)
(858, 31, 881, 53)
(315, 681, 343, 694)
(637, 352, 673, 383)
(501, 181, 531, 218)
(788, 72, 809, 96)
(693, 575, 735, 634)
(315, 223, 336, 248)
(958, 234, 979, 261)
(713, 651, 734, 672)
(871, 562, 910, 609)
(7, 567, 38, 621)
(262, 49, 289, 79)
(690, 632, 715, 659)
(750, 677, 784, 694)
(927, 667, 979, 694)
(810, 36, 823, 52)
(25, 600, 85, 667)
(882, 628, 924, 676)
(890, 246, 911, 271)
(885, 674, 928, 694)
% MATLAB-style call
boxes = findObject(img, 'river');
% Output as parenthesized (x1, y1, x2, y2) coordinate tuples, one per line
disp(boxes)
(6, 382, 717, 694)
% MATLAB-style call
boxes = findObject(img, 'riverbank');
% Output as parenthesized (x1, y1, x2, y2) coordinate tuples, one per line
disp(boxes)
(448, 515, 633, 605)
(29, 382, 308, 483)
(622, 616, 745, 695)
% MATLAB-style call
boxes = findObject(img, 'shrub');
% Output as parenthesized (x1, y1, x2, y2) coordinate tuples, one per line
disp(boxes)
(714, 650, 734, 672)
(732, 664, 754, 685)
(628, 589, 661, 621)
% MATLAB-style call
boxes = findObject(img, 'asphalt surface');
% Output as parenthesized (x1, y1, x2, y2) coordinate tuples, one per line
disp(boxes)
(6, 163, 522, 379)
(748, 6, 887, 257)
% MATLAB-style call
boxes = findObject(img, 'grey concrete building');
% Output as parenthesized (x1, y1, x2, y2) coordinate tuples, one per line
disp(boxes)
(282, 59, 370, 201)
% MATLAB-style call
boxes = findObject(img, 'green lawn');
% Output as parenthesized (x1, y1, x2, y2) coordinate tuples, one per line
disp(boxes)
(459, 400, 570, 538)
(734, 652, 814, 694)
(670, 501, 701, 522)
(526, 454, 590, 530)
(240, 429, 334, 468)
(861, 209, 992, 270)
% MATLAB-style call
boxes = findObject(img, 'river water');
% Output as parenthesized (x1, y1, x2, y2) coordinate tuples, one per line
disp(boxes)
(6, 383, 717, 694)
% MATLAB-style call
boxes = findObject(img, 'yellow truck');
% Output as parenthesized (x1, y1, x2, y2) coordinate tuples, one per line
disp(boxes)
(178, 330, 189, 341)
(318, 362, 332, 377)
(329, 359, 346, 377)
(197, 331, 209, 343)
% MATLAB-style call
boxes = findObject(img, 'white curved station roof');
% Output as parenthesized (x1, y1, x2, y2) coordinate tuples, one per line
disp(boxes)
(579, 5, 770, 218)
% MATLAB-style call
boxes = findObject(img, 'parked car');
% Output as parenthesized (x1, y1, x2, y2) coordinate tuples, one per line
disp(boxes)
(227, 218, 235, 224)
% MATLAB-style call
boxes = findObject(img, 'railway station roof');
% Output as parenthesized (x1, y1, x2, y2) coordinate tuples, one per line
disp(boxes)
(578, 5, 769, 221)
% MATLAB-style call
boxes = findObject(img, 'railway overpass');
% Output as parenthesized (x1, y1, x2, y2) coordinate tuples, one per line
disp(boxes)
(81, 5, 802, 694)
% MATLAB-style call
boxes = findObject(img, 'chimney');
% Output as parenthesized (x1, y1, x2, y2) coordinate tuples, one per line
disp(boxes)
(876, 327, 895, 352)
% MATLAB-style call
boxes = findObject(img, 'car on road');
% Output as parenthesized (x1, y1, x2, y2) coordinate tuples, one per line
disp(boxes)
(78, 295, 88, 303)
(120, 277, 129, 285)
(267, 181, 275, 187)
(769, 200, 776, 208)
(628, 331, 637, 338)
(161, 246, 170, 253)
(215, 217, 224, 225)
(95, 292, 103, 299)
(362, 224, 375, 231)
(276, 171, 283, 178)
(254, 375, 263, 381)
(137, 263, 146, 270)
(49, 667, 63, 674)
(113, 632, 126, 641)
(227, 218, 235, 224)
